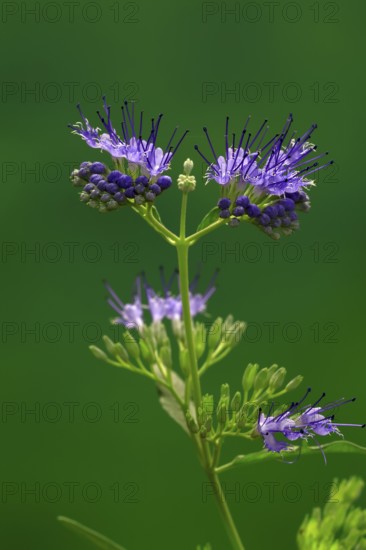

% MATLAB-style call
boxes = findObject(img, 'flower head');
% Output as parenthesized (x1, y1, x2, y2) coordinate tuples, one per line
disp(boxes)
(105, 277, 144, 329)
(69, 97, 188, 177)
(195, 114, 332, 194)
(257, 389, 365, 458)
(195, 114, 332, 239)
(104, 268, 217, 329)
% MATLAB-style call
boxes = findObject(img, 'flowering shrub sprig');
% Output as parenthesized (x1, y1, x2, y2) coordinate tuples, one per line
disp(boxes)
(63, 100, 365, 550)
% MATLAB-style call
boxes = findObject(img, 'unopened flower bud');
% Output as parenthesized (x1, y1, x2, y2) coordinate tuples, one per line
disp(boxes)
(183, 158, 194, 175)
(285, 375, 303, 392)
(186, 410, 199, 434)
(253, 368, 269, 393)
(207, 317, 223, 351)
(123, 331, 140, 360)
(242, 363, 259, 394)
(160, 345, 172, 369)
(102, 335, 117, 356)
(89, 345, 108, 362)
(269, 367, 287, 391)
(179, 348, 190, 376)
(231, 391, 242, 413)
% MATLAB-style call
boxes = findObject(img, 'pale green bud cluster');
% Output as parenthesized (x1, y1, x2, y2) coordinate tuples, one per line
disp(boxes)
(89, 323, 174, 382)
(189, 363, 305, 440)
(297, 477, 366, 550)
(177, 158, 196, 192)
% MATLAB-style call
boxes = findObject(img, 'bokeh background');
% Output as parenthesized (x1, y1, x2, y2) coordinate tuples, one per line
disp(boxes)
(1, 1, 365, 548)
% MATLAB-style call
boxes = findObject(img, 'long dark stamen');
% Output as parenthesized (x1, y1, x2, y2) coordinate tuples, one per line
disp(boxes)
(164, 127, 178, 155)
(171, 129, 189, 156)
(249, 119, 268, 149)
(104, 280, 125, 309)
(225, 117, 229, 157)
(203, 127, 220, 164)
(121, 107, 130, 141)
(194, 145, 219, 173)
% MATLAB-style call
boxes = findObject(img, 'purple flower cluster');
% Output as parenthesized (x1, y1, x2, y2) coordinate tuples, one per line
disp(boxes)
(71, 161, 172, 213)
(217, 191, 310, 239)
(69, 98, 188, 178)
(105, 269, 217, 329)
(195, 114, 332, 195)
(257, 388, 365, 457)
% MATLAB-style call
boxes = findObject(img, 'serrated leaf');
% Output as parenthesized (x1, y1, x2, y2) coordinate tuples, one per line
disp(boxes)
(58, 516, 126, 550)
(196, 207, 220, 233)
(218, 441, 366, 472)
(152, 365, 195, 434)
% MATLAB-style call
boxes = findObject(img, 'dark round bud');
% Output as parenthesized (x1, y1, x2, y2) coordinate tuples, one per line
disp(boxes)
(245, 204, 261, 218)
(90, 162, 106, 174)
(89, 174, 104, 184)
(263, 205, 278, 219)
(135, 175, 149, 186)
(259, 213, 271, 226)
(80, 161, 91, 169)
(281, 216, 291, 227)
(125, 187, 136, 199)
(298, 191, 309, 202)
(149, 183, 161, 195)
(272, 219, 281, 227)
(286, 191, 301, 202)
(101, 193, 110, 203)
(107, 170, 122, 183)
(106, 183, 119, 194)
(114, 192, 125, 203)
(217, 197, 231, 210)
(157, 175, 172, 189)
(289, 211, 298, 221)
(236, 195, 250, 208)
(277, 205, 285, 217)
(117, 175, 133, 189)
(280, 198, 295, 211)
(232, 206, 245, 217)
(90, 189, 100, 199)
(135, 183, 146, 194)
(229, 218, 240, 228)
(83, 183, 94, 193)
(97, 180, 107, 191)
(145, 191, 156, 202)
(135, 195, 146, 205)
(298, 201, 311, 212)
(219, 209, 231, 219)
(78, 168, 89, 179)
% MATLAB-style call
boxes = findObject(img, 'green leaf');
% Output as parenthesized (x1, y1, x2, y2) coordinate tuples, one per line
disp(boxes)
(217, 441, 366, 472)
(58, 516, 126, 550)
(196, 207, 220, 233)
(152, 366, 195, 435)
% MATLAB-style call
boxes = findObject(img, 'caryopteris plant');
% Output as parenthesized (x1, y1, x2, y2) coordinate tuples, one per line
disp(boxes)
(62, 99, 365, 549)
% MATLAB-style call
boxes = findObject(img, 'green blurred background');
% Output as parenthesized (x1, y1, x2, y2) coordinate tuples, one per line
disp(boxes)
(1, 0, 365, 548)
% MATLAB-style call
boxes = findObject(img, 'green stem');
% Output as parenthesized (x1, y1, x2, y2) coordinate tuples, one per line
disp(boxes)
(177, 193, 202, 410)
(206, 469, 245, 550)
(176, 192, 245, 550)
(133, 204, 178, 245)
(186, 218, 226, 246)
